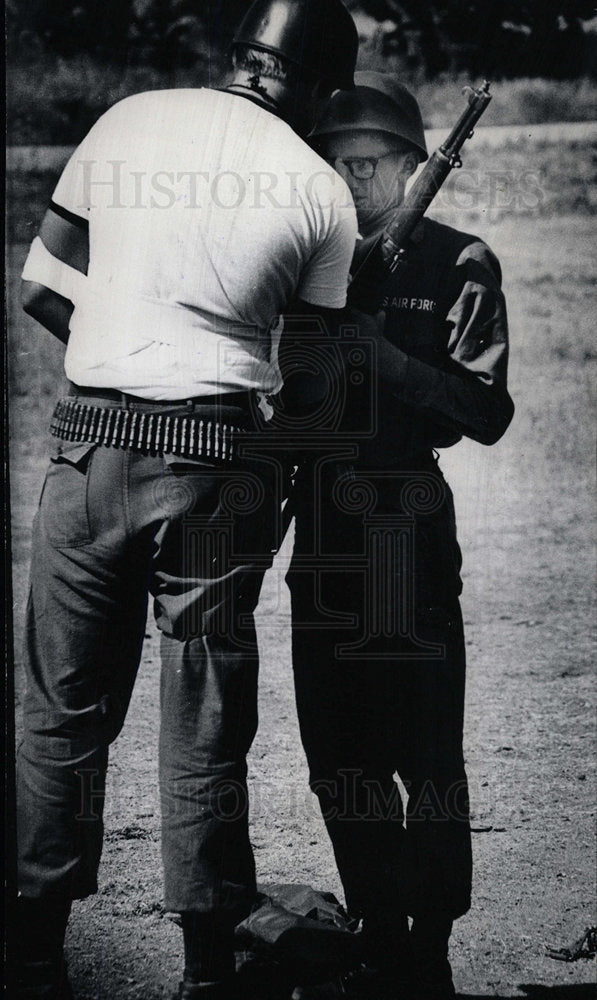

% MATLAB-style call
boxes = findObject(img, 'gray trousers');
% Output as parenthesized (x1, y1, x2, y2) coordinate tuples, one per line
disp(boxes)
(17, 400, 279, 927)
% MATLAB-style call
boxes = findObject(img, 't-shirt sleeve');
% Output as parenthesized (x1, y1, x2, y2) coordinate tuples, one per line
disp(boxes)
(296, 175, 358, 309)
(51, 108, 116, 222)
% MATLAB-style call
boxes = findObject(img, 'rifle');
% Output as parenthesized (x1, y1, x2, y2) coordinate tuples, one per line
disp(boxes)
(277, 83, 493, 543)
(350, 80, 492, 297)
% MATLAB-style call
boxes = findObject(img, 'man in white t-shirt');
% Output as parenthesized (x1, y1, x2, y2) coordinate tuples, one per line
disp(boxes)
(16, 3, 358, 997)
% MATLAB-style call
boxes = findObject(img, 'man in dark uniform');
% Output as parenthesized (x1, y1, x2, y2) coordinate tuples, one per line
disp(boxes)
(289, 73, 514, 999)
(16, 3, 358, 998)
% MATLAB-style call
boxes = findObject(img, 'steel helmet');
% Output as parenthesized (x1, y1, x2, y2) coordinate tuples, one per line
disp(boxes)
(232, 0, 358, 91)
(310, 71, 428, 161)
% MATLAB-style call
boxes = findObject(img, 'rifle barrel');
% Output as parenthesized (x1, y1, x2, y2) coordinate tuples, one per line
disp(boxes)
(441, 81, 492, 158)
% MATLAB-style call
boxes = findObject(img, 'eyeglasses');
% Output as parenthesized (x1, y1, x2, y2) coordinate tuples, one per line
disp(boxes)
(329, 151, 397, 180)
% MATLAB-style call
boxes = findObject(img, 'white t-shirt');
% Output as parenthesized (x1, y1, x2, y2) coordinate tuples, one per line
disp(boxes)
(49, 88, 357, 399)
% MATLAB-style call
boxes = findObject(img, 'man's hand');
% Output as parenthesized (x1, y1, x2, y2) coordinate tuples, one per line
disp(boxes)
(343, 305, 410, 385)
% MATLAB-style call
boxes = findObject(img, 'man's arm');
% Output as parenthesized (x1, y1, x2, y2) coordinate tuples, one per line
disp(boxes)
(271, 164, 358, 433)
(21, 204, 89, 345)
(274, 298, 347, 428)
(22, 283, 74, 346)
(359, 243, 514, 446)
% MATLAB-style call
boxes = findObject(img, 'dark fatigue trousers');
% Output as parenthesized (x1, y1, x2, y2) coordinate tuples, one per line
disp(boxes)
(17, 401, 279, 928)
(287, 456, 472, 935)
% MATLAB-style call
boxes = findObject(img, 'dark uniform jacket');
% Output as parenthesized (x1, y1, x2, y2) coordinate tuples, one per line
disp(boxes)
(288, 227, 496, 927)
(346, 218, 514, 466)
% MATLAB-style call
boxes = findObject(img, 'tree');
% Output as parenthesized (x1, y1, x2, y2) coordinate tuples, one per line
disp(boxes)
(8, 0, 133, 60)
(8, 0, 595, 77)
(8, 0, 247, 67)
(350, 0, 596, 77)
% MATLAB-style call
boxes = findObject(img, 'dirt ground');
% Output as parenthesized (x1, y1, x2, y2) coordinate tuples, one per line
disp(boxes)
(7, 193, 596, 1000)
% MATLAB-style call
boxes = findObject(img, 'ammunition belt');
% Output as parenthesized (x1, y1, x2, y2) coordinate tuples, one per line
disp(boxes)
(50, 398, 247, 462)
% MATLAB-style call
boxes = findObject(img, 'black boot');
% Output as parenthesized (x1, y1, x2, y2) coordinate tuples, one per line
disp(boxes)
(16, 897, 73, 1000)
(291, 911, 415, 1000)
(361, 909, 415, 988)
(410, 915, 455, 999)
(176, 913, 236, 1000)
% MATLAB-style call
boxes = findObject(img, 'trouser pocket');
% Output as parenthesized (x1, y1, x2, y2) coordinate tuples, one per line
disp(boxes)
(40, 442, 97, 547)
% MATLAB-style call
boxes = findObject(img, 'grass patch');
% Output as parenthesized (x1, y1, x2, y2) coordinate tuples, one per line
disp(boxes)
(6, 170, 59, 245)
(7, 55, 597, 145)
(414, 75, 597, 130)
(7, 56, 219, 145)
(427, 137, 597, 226)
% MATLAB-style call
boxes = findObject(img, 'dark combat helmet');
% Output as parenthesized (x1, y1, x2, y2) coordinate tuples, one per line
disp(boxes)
(311, 70, 428, 160)
(232, 0, 358, 91)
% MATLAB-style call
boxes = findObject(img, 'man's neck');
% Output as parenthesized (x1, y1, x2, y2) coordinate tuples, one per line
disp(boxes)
(358, 200, 405, 240)
(224, 71, 311, 136)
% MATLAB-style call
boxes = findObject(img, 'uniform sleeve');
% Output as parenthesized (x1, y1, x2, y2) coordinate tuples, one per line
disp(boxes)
(295, 174, 358, 309)
(385, 241, 514, 445)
